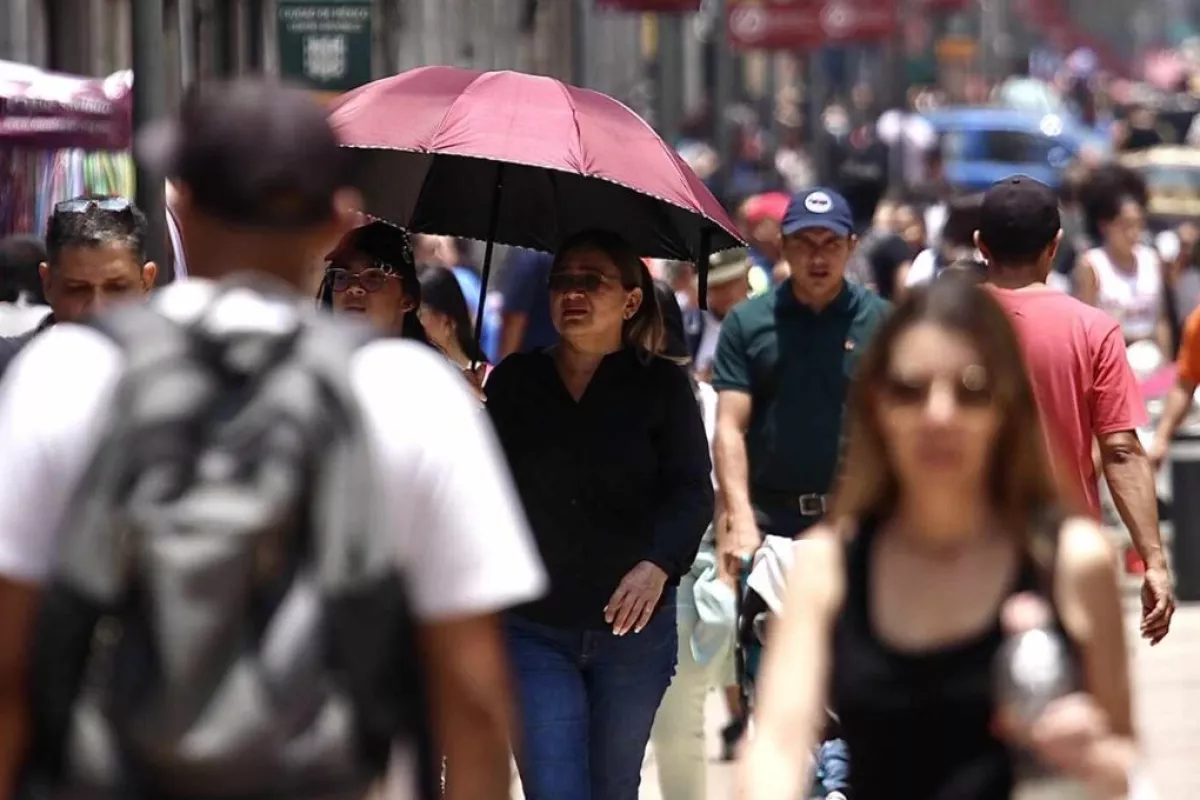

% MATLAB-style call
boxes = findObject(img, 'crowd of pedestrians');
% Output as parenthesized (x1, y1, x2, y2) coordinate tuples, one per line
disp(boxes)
(0, 75, 1183, 800)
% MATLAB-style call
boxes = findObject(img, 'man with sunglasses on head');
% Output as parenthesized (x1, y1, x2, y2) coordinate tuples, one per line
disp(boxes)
(0, 80, 544, 800)
(0, 197, 156, 378)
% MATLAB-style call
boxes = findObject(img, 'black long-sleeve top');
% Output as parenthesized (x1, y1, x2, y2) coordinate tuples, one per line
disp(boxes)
(486, 347, 714, 629)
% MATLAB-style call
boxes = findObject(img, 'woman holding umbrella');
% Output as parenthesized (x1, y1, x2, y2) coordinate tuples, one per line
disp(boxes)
(485, 229, 714, 799)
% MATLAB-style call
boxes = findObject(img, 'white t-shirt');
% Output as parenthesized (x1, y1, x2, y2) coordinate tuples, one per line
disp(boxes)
(905, 247, 985, 288)
(0, 317, 547, 623)
(1085, 244, 1163, 343)
(694, 311, 722, 376)
(0, 301, 51, 337)
(696, 380, 718, 488)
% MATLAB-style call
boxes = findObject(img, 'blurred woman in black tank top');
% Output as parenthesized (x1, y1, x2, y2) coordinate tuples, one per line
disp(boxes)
(739, 278, 1139, 800)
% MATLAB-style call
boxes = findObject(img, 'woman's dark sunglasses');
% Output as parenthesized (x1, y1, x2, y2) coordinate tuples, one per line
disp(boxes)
(547, 272, 610, 293)
(326, 265, 398, 294)
(881, 367, 993, 408)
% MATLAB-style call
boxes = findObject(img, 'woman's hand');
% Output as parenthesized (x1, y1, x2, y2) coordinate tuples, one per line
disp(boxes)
(1029, 694, 1111, 776)
(998, 693, 1115, 782)
(461, 364, 487, 403)
(604, 561, 668, 636)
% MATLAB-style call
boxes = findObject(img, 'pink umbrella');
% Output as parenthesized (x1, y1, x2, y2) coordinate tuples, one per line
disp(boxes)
(329, 67, 743, 312)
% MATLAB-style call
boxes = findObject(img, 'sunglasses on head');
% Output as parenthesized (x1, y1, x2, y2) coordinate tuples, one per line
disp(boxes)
(326, 263, 400, 294)
(54, 197, 133, 215)
(881, 365, 993, 408)
(547, 272, 614, 293)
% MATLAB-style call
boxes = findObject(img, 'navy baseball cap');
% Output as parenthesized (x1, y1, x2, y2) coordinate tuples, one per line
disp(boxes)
(781, 187, 854, 237)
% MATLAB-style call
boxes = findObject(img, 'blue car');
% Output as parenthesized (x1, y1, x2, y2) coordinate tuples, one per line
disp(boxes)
(924, 108, 1106, 192)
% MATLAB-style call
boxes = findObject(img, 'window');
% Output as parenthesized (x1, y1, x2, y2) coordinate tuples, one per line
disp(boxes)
(980, 130, 1056, 164)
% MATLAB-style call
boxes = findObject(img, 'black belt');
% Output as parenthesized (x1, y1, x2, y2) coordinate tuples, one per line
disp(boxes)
(752, 488, 829, 517)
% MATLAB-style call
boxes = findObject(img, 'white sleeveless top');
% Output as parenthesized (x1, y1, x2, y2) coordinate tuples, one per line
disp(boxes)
(1086, 244, 1162, 341)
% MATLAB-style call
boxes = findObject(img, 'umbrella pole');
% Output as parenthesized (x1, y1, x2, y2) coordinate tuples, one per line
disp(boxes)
(698, 227, 713, 311)
(473, 162, 506, 367)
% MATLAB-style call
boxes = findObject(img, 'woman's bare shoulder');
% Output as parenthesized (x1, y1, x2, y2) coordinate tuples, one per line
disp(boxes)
(1054, 515, 1121, 641)
(1056, 515, 1118, 576)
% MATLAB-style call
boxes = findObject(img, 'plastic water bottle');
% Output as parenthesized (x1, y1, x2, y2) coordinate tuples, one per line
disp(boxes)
(994, 594, 1091, 800)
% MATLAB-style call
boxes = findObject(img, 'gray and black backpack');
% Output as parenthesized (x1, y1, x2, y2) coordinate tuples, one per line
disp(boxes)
(21, 278, 437, 800)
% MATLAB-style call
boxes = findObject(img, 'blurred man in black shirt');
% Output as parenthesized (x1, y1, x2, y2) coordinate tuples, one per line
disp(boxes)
(832, 123, 890, 232)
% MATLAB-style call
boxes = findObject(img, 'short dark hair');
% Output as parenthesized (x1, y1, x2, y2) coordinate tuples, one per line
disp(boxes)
(0, 235, 48, 303)
(45, 197, 148, 266)
(941, 192, 985, 249)
(978, 177, 1061, 267)
(939, 256, 987, 283)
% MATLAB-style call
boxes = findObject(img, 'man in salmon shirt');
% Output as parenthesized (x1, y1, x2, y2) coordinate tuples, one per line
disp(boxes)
(977, 176, 1174, 644)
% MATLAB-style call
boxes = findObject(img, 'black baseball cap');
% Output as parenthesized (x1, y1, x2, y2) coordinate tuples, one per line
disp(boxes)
(138, 79, 350, 229)
(977, 176, 1061, 265)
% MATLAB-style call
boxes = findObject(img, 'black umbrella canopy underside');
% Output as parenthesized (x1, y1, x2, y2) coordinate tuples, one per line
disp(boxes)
(344, 148, 743, 262)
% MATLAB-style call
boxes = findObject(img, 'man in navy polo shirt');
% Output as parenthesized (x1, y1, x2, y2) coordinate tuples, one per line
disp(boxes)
(713, 187, 889, 566)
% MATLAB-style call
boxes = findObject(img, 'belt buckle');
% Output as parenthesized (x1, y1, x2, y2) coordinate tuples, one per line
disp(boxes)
(798, 493, 826, 517)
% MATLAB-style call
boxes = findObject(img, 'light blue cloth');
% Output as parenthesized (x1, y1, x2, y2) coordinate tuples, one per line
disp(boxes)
(685, 526, 738, 684)
(813, 738, 851, 796)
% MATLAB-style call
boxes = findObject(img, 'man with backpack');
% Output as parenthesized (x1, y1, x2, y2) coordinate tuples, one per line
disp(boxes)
(0, 79, 546, 800)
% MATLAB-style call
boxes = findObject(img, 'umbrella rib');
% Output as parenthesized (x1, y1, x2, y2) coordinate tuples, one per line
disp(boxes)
(555, 80, 587, 173)
(426, 70, 487, 151)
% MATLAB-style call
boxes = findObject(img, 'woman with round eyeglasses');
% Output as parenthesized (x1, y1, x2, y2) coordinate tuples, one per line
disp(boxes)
(318, 221, 430, 344)
(740, 277, 1139, 800)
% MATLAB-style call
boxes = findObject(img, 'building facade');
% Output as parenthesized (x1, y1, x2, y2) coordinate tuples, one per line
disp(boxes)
(0, 0, 645, 112)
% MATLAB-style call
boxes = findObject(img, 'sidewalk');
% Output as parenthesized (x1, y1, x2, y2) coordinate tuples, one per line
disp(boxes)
(1134, 602, 1200, 799)
(513, 599, 1200, 798)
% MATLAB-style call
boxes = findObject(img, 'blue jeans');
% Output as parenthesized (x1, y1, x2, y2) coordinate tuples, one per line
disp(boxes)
(504, 591, 678, 800)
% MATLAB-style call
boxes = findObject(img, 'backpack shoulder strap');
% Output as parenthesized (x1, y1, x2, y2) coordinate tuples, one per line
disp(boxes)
(86, 298, 196, 375)
(287, 313, 386, 588)
(51, 301, 205, 605)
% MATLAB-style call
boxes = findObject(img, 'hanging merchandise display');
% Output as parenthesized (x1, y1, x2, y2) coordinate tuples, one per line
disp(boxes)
(0, 148, 133, 237)
(0, 61, 134, 237)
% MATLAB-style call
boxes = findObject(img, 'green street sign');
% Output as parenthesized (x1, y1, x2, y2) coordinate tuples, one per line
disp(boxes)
(277, 1, 373, 93)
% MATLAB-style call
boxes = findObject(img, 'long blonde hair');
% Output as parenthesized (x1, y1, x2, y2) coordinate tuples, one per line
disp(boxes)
(830, 277, 1079, 561)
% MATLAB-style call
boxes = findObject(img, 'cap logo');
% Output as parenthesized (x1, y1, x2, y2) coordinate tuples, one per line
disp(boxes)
(805, 191, 833, 213)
